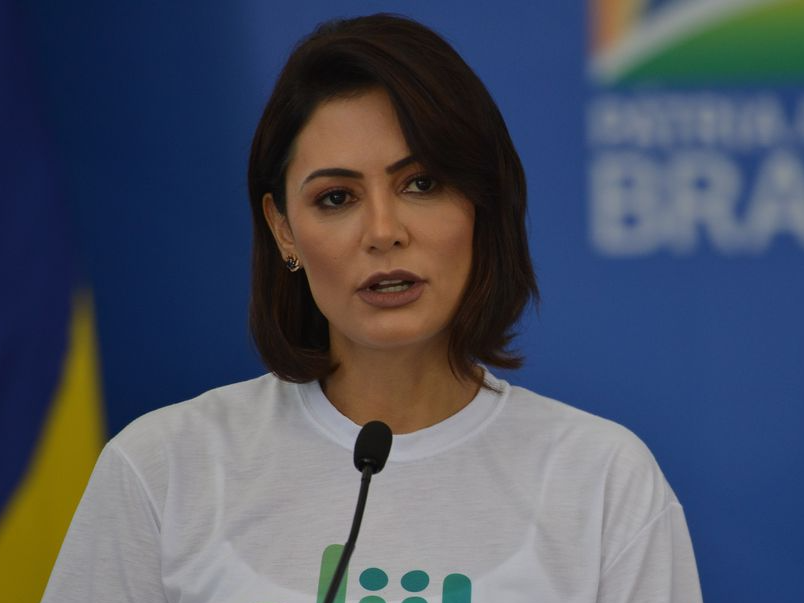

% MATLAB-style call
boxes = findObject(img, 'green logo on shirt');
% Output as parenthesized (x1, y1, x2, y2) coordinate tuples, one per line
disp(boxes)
(316, 544, 472, 603)
(263, 544, 472, 603)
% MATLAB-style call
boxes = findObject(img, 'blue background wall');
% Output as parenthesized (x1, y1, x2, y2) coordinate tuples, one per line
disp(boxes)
(8, 1, 804, 601)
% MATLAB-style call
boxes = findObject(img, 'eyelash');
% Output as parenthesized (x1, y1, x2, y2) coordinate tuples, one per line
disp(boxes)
(403, 174, 437, 194)
(314, 188, 351, 208)
(313, 173, 439, 210)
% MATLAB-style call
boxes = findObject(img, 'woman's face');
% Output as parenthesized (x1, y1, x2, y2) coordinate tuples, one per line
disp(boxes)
(265, 88, 474, 358)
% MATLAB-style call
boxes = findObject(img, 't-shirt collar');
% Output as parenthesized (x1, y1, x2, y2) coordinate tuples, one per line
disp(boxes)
(297, 369, 508, 463)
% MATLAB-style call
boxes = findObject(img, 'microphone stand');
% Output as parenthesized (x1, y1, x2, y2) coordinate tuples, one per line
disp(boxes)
(322, 465, 375, 603)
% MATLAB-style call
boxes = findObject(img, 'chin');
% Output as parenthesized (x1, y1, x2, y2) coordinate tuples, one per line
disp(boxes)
(343, 326, 449, 353)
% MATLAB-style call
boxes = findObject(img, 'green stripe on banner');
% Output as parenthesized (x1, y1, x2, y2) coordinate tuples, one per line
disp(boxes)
(621, 0, 804, 83)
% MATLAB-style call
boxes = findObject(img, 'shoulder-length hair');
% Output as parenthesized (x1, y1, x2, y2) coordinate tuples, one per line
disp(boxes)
(248, 14, 538, 383)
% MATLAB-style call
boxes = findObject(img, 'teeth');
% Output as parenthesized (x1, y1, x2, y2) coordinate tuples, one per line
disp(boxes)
(371, 280, 413, 292)
(379, 284, 411, 293)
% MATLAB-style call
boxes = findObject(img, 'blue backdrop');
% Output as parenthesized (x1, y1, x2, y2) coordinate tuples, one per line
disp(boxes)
(9, 1, 804, 601)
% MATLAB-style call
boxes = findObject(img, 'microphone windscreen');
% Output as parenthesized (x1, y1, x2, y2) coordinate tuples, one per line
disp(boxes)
(353, 421, 393, 474)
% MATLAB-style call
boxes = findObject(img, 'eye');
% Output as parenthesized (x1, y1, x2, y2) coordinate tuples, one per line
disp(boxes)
(403, 175, 437, 194)
(316, 188, 351, 208)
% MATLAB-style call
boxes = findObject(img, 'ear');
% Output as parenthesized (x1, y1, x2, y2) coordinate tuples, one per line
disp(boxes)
(262, 193, 297, 258)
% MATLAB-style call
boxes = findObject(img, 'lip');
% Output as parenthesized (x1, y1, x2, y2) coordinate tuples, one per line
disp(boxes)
(357, 270, 424, 291)
(356, 270, 425, 309)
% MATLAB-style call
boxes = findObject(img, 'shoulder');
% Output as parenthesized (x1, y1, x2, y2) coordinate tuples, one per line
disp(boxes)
(494, 378, 661, 475)
(104, 374, 302, 510)
(489, 376, 679, 543)
(112, 373, 296, 451)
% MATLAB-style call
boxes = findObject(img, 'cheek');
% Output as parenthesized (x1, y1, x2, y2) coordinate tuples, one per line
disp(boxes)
(432, 211, 474, 266)
(294, 230, 349, 299)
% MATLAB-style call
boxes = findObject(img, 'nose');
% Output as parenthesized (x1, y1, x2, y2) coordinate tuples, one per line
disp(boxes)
(360, 191, 409, 252)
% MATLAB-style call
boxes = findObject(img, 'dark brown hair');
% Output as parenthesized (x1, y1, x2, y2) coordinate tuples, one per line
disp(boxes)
(248, 14, 538, 383)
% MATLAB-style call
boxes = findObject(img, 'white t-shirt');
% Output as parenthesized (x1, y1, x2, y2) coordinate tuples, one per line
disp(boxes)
(42, 371, 702, 603)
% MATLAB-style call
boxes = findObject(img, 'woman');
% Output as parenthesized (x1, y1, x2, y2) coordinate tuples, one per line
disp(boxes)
(43, 15, 702, 603)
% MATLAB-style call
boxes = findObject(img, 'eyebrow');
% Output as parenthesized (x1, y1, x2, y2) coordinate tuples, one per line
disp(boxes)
(300, 155, 418, 189)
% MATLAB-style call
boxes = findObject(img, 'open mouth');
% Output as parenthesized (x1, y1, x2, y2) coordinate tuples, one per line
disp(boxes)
(357, 272, 424, 307)
(369, 279, 415, 293)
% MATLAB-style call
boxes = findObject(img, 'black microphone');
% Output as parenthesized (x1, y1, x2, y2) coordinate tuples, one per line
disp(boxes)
(322, 421, 392, 603)
(353, 420, 393, 474)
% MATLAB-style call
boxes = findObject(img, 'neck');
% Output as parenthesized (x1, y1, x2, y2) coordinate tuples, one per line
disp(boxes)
(322, 339, 481, 434)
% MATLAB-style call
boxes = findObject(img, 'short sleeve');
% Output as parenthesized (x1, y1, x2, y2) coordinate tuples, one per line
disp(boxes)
(41, 442, 168, 603)
(597, 502, 703, 603)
